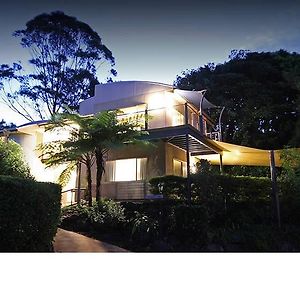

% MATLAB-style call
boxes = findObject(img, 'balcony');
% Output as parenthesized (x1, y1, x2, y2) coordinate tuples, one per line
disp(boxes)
(117, 102, 220, 140)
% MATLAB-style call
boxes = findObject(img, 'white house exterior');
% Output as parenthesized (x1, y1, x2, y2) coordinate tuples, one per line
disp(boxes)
(2, 80, 281, 205)
(78, 81, 221, 200)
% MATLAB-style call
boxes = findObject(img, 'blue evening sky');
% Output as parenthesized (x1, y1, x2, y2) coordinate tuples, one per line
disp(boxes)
(1, 0, 300, 124)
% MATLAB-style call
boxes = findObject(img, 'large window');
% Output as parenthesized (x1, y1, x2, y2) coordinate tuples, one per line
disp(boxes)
(105, 158, 147, 182)
(173, 159, 187, 177)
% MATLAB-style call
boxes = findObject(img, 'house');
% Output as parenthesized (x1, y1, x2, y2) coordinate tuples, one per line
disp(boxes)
(1, 80, 282, 205)
(78, 81, 225, 200)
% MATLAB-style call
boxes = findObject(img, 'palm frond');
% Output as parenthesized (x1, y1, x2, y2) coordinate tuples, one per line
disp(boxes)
(58, 161, 77, 187)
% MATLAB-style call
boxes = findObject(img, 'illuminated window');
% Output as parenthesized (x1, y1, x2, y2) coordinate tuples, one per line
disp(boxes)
(173, 159, 187, 177)
(105, 158, 147, 182)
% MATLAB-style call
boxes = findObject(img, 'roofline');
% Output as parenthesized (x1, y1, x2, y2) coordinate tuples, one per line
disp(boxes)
(97, 80, 174, 89)
(17, 120, 49, 129)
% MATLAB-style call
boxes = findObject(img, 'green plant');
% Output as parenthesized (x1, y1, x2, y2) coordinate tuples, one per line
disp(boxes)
(0, 139, 32, 179)
(60, 199, 126, 233)
(130, 211, 159, 246)
(0, 175, 61, 251)
(60, 204, 91, 231)
(149, 174, 272, 204)
(149, 175, 187, 200)
(167, 204, 209, 250)
(90, 199, 126, 229)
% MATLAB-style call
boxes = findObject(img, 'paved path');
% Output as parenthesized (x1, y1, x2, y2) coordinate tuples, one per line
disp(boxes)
(54, 228, 128, 252)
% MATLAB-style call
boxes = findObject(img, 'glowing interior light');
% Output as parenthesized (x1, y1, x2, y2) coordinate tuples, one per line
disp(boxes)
(147, 92, 165, 109)
(147, 91, 177, 109)
(115, 158, 137, 181)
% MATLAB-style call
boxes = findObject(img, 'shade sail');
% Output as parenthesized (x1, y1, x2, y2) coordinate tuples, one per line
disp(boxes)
(196, 139, 283, 167)
(174, 89, 216, 109)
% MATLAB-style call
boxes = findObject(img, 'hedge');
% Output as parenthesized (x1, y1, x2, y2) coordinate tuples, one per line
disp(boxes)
(149, 174, 300, 227)
(150, 174, 274, 226)
(150, 174, 272, 203)
(0, 175, 61, 252)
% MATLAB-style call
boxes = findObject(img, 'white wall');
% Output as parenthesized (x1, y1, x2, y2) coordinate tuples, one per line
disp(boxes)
(10, 126, 77, 206)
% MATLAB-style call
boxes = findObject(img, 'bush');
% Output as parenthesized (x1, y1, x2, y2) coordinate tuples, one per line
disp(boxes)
(61, 199, 126, 233)
(167, 204, 209, 250)
(0, 139, 32, 179)
(149, 175, 187, 200)
(149, 173, 272, 203)
(150, 174, 273, 228)
(279, 148, 300, 225)
(130, 211, 159, 247)
(120, 201, 209, 251)
(0, 175, 61, 252)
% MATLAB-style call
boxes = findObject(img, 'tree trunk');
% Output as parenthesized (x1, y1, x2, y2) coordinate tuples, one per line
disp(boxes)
(86, 157, 93, 206)
(95, 149, 104, 203)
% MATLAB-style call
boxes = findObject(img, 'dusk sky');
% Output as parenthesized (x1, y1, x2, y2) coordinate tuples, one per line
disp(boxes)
(1, 0, 300, 124)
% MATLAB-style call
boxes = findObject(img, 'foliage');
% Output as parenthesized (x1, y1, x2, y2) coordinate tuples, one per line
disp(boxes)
(149, 173, 272, 203)
(0, 139, 32, 179)
(196, 159, 270, 177)
(221, 165, 271, 177)
(60, 199, 126, 233)
(280, 148, 300, 182)
(0, 11, 116, 121)
(167, 204, 209, 249)
(191, 173, 272, 203)
(120, 194, 300, 251)
(0, 119, 16, 131)
(149, 175, 187, 200)
(0, 175, 61, 251)
(278, 148, 300, 224)
(195, 159, 219, 174)
(118, 201, 208, 251)
(175, 49, 300, 149)
(60, 181, 300, 251)
(130, 211, 159, 246)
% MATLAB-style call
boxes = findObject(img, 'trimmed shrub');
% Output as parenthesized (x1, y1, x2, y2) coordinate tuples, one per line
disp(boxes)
(149, 175, 187, 200)
(150, 174, 273, 228)
(0, 175, 61, 252)
(149, 173, 272, 203)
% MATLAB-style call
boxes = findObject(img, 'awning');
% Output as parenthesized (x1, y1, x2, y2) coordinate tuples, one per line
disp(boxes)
(195, 139, 283, 167)
(174, 89, 216, 109)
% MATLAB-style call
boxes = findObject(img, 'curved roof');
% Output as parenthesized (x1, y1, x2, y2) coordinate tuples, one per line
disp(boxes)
(79, 80, 217, 115)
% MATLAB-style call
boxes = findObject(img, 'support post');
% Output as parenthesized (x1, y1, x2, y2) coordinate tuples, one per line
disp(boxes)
(199, 115, 204, 135)
(184, 102, 189, 125)
(219, 153, 223, 174)
(269, 150, 281, 228)
(185, 133, 191, 203)
(145, 105, 148, 130)
(199, 93, 204, 134)
(76, 162, 82, 205)
(218, 106, 225, 141)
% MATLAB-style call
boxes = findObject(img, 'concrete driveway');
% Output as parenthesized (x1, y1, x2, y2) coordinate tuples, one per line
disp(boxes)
(53, 228, 128, 252)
